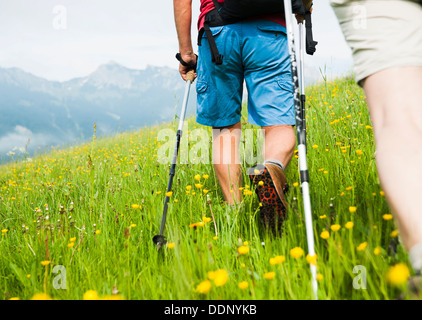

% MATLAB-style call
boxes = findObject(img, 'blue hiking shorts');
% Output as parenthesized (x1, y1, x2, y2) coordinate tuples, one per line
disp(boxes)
(196, 20, 295, 128)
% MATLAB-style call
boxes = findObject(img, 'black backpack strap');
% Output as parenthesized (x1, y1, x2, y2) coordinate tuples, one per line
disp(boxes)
(305, 9, 318, 55)
(203, 22, 223, 65)
(211, 0, 222, 11)
(197, 8, 224, 65)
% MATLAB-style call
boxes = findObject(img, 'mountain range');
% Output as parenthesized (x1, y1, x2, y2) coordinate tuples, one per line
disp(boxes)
(0, 62, 196, 162)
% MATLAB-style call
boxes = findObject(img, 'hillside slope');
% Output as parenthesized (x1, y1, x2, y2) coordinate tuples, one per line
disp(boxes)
(0, 77, 411, 300)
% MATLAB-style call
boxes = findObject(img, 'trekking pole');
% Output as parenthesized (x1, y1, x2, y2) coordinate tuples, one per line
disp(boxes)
(152, 69, 195, 251)
(284, 0, 318, 299)
(298, 22, 307, 151)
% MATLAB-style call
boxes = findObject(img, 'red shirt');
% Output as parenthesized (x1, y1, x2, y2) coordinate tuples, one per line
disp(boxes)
(198, 0, 286, 30)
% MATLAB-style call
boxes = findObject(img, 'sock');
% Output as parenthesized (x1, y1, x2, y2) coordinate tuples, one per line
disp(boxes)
(264, 159, 285, 172)
(409, 242, 422, 275)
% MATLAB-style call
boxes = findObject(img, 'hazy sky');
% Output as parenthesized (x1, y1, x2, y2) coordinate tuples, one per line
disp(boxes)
(0, 0, 353, 82)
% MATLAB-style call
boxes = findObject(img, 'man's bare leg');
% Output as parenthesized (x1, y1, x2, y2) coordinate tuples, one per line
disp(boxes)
(262, 125, 296, 168)
(212, 121, 242, 205)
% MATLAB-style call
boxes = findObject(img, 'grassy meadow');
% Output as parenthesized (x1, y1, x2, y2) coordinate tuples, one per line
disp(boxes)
(0, 77, 414, 300)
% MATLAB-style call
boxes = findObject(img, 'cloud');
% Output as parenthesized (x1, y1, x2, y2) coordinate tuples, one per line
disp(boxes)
(0, 125, 60, 154)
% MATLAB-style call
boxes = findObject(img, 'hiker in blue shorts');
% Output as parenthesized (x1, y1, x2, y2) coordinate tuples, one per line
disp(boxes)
(174, 0, 312, 233)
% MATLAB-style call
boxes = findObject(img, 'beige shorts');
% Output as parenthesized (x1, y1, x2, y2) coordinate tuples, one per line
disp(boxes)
(330, 0, 422, 85)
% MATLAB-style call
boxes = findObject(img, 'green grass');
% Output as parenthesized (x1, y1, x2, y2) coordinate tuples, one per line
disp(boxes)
(0, 77, 413, 300)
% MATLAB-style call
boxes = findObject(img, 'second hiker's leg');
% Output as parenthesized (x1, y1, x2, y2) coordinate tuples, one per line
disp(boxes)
(364, 66, 422, 251)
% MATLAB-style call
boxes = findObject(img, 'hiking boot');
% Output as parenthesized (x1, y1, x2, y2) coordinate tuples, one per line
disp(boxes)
(248, 164, 289, 234)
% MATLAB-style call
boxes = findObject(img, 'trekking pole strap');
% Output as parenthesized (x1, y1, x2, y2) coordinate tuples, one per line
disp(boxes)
(176, 53, 198, 72)
(305, 9, 318, 55)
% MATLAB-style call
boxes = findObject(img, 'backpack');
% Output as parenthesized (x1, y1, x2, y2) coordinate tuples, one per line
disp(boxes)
(198, 0, 317, 65)
(212, 0, 305, 24)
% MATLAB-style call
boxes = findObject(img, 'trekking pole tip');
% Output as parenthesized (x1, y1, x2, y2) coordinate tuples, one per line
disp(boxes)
(152, 234, 167, 251)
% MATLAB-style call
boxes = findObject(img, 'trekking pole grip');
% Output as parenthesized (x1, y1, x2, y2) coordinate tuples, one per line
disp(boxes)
(186, 70, 195, 82)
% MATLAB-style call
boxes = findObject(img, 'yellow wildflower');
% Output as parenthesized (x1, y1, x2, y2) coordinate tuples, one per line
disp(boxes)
(330, 224, 341, 231)
(238, 245, 249, 255)
(390, 230, 399, 237)
(194, 174, 201, 181)
(131, 204, 140, 209)
(357, 242, 368, 251)
(213, 269, 229, 287)
(316, 273, 324, 281)
(167, 243, 175, 249)
(293, 182, 299, 187)
(320, 231, 330, 239)
(386, 263, 410, 286)
(83, 290, 99, 300)
(374, 247, 382, 255)
(186, 185, 192, 191)
(382, 214, 393, 221)
(306, 254, 317, 266)
(203, 174, 209, 179)
(345, 221, 354, 229)
(238, 281, 249, 290)
(196, 280, 212, 294)
(67, 242, 75, 248)
(41, 260, 51, 266)
(270, 255, 286, 265)
(31, 293, 52, 300)
(349, 206, 357, 213)
(70, 237, 76, 242)
(165, 191, 173, 197)
(264, 272, 276, 280)
(243, 189, 253, 196)
(290, 247, 304, 258)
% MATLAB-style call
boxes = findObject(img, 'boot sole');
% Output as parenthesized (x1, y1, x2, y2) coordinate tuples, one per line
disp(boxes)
(248, 165, 288, 234)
